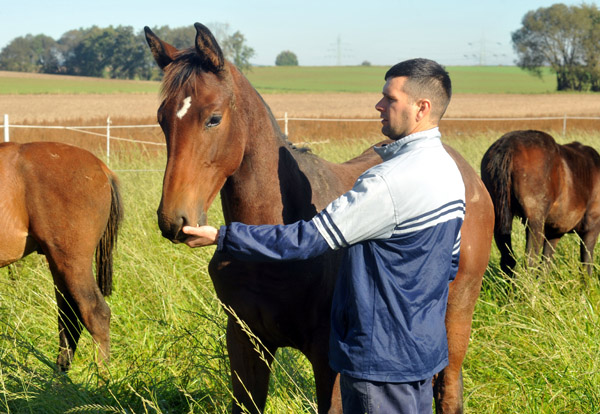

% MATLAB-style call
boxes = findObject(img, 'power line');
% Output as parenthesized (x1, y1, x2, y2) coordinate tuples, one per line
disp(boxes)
(326, 35, 353, 66)
(466, 34, 510, 65)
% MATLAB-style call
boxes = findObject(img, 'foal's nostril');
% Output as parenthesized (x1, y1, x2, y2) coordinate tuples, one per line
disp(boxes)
(171, 213, 191, 241)
(180, 215, 190, 229)
(156, 209, 189, 242)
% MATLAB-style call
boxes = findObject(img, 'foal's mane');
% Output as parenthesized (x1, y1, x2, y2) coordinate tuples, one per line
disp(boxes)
(160, 48, 231, 101)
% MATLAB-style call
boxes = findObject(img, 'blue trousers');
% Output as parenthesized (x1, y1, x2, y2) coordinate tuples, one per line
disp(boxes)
(340, 374, 433, 414)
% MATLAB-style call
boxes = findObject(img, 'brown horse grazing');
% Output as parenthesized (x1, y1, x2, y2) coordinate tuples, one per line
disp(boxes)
(481, 129, 600, 277)
(0, 141, 123, 371)
(145, 23, 494, 414)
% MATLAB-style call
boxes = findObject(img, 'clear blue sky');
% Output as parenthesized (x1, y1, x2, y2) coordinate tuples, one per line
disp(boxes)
(1, 0, 596, 67)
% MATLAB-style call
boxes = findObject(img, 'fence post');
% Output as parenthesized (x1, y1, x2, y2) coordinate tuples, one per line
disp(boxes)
(284, 112, 288, 136)
(563, 114, 567, 136)
(106, 116, 111, 165)
(3, 114, 8, 142)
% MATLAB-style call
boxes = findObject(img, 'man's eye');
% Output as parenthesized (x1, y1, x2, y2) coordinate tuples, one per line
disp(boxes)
(206, 115, 222, 128)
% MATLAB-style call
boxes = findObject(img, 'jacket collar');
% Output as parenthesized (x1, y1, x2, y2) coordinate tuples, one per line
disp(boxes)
(373, 127, 441, 161)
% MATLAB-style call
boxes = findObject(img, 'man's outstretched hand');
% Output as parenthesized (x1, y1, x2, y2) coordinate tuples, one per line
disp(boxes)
(182, 225, 219, 248)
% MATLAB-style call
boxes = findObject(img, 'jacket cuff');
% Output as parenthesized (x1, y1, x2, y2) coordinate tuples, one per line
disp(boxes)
(216, 225, 227, 251)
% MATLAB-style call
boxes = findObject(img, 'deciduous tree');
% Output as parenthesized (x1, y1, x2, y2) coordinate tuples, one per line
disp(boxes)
(0, 34, 60, 73)
(275, 50, 298, 66)
(221, 31, 255, 73)
(512, 3, 600, 91)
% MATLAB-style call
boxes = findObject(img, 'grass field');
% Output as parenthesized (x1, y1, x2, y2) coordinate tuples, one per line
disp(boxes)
(246, 65, 558, 94)
(447, 66, 557, 94)
(0, 132, 599, 413)
(0, 71, 159, 95)
(0, 65, 558, 95)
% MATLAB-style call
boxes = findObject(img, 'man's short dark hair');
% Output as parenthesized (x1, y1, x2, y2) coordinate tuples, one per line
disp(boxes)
(385, 58, 452, 120)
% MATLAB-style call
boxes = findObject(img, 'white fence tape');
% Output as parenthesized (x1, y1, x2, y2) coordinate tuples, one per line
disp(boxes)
(2, 113, 599, 169)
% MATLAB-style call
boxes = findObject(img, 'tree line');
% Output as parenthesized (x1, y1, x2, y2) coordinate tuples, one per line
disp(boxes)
(0, 23, 255, 80)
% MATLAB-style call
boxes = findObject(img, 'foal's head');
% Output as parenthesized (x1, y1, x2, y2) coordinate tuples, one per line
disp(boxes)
(145, 23, 246, 242)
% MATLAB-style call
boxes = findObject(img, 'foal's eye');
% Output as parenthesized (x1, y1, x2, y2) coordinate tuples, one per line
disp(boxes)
(206, 114, 222, 128)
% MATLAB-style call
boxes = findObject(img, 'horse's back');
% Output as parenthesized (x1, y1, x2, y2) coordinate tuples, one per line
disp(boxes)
(1, 142, 116, 261)
(508, 131, 560, 185)
(560, 141, 600, 192)
(482, 130, 559, 180)
(481, 130, 563, 228)
(550, 141, 600, 232)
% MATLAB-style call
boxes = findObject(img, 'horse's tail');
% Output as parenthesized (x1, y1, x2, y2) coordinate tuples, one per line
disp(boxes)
(481, 136, 514, 235)
(95, 171, 124, 297)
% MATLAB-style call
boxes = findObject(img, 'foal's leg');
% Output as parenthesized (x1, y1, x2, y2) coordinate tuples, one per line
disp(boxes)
(492, 208, 515, 276)
(525, 219, 545, 269)
(540, 236, 561, 271)
(226, 317, 274, 414)
(542, 237, 560, 263)
(494, 230, 515, 277)
(304, 330, 341, 414)
(53, 285, 83, 371)
(579, 229, 600, 276)
(47, 255, 111, 371)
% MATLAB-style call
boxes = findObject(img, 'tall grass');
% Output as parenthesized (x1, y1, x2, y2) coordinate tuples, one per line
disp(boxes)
(0, 131, 599, 413)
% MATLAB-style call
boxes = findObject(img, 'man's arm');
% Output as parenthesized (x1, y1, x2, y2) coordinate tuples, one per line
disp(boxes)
(182, 220, 331, 262)
(180, 173, 393, 258)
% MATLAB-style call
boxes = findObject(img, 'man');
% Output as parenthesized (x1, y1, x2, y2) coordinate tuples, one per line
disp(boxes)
(182, 58, 465, 414)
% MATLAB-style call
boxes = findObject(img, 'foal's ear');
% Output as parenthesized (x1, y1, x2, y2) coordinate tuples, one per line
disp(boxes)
(194, 22, 225, 72)
(144, 26, 178, 70)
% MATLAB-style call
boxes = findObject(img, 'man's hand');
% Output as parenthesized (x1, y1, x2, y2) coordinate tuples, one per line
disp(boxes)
(181, 225, 219, 247)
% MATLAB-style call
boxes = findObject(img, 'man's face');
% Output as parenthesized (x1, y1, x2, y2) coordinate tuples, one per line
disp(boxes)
(375, 76, 419, 140)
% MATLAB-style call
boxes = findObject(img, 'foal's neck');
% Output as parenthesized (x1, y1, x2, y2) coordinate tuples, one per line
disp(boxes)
(221, 71, 308, 224)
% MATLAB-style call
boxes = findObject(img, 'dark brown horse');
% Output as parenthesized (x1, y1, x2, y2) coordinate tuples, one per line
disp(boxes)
(481, 129, 600, 277)
(0, 141, 122, 371)
(145, 23, 494, 414)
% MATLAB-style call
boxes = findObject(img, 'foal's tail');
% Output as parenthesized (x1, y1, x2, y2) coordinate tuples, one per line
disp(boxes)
(95, 172, 124, 297)
(480, 136, 514, 235)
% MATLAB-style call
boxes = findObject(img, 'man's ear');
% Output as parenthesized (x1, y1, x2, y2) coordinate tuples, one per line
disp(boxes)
(415, 99, 432, 122)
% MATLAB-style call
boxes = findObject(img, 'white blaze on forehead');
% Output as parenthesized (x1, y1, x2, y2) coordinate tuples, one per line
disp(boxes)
(176, 96, 192, 119)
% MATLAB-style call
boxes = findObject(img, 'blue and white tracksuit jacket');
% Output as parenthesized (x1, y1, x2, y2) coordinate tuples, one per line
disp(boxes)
(216, 127, 465, 383)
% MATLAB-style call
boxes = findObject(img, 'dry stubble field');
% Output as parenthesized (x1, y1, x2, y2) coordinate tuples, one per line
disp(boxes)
(3, 92, 600, 121)
(1, 92, 600, 149)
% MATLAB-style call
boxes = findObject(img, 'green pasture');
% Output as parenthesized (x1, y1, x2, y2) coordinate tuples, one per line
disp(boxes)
(0, 130, 599, 413)
(448, 66, 556, 94)
(247, 65, 558, 94)
(0, 75, 158, 94)
(0, 65, 559, 95)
